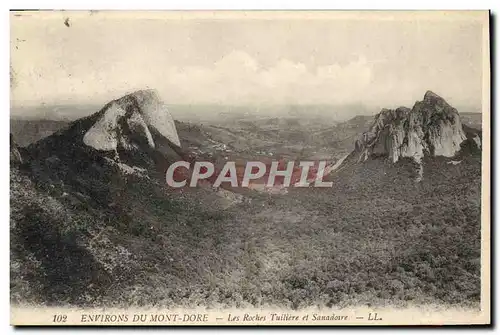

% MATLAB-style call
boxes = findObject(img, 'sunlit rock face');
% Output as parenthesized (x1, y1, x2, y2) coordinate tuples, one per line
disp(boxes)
(83, 89, 181, 152)
(355, 91, 467, 164)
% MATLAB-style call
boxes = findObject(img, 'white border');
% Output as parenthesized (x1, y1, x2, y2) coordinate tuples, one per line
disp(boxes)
(3, 1, 498, 334)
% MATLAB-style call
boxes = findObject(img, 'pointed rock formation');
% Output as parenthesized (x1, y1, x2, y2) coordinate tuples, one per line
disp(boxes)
(348, 91, 481, 181)
(354, 91, 469, 164)
(28, 89, 186, 175)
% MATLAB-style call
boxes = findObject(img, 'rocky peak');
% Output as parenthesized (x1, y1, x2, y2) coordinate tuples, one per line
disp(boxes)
(423, 90, 445, 104)
(83, 89, 181, 153)
(25, 89, 186, 181)
(352, 91, 472, 180)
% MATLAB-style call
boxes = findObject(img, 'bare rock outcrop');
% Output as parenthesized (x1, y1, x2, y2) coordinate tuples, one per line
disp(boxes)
(83, 89, 181, 152)
(355, 91, 469, 164)
(351, 91, 480, 181)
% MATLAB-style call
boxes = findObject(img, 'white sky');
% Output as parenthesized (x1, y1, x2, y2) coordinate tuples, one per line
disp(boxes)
(10, 11, 487, 111)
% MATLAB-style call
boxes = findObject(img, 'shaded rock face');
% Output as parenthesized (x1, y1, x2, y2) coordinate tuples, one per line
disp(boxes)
(460, 124, 482, 156)
(83, 89, 181, 152)
(10, 134, 23, 164)
(355, 91, 468, 164)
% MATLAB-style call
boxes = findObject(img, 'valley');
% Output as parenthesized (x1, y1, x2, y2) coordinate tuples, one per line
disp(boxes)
(10, 92, 483, 310)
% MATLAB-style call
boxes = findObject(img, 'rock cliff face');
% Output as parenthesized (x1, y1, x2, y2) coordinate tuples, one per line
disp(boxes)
(83, 89, 181, 152)
(27, 89, 186, 176)
(354, 91, 469, 164)
(10, 134, 23, 165)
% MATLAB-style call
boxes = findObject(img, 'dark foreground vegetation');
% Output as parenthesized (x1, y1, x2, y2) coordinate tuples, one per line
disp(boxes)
(10, 146, 481, 309)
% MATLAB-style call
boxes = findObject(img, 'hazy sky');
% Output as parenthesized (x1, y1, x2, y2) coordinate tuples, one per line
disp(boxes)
(10, 11, 488, 112)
